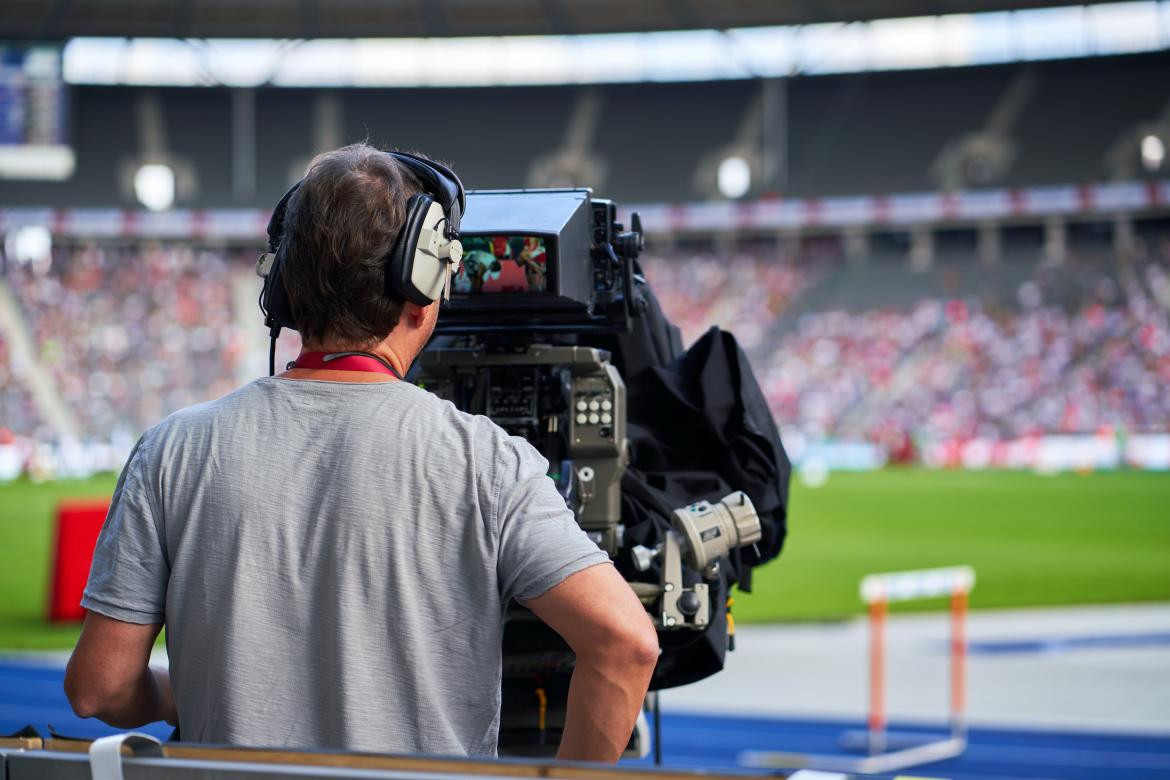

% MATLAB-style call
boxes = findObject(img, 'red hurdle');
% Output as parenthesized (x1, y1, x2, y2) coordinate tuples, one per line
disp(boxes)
(859, 566, 976, 759)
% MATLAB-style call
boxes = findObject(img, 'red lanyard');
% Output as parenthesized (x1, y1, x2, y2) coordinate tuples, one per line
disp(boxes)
(288, 351, 402, 380)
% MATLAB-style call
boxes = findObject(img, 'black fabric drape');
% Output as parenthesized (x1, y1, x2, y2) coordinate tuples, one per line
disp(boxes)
(597, 271, 791, 688)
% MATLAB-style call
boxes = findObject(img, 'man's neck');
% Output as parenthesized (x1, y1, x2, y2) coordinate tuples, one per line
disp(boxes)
(281, 341, 411, 383)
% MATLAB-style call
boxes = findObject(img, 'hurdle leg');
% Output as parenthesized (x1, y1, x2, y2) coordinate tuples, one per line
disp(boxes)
(950, 589, 968, 740)
(868, 597, 887, 755)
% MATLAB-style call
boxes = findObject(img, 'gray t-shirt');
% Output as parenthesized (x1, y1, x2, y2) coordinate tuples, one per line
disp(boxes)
(82, 376, 610, 755)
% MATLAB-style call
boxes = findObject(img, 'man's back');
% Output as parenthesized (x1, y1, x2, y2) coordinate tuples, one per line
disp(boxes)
(69, 144, 657, 761)
(82, 377, 609, 754)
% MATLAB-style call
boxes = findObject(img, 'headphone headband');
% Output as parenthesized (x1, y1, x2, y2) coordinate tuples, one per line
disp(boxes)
(389, 151, 465, 235)
(266, 182, 300, 255)
(257, 149, 466, 348)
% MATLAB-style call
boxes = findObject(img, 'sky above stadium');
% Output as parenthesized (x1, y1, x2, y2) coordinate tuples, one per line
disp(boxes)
(62, 1, 1170, 87)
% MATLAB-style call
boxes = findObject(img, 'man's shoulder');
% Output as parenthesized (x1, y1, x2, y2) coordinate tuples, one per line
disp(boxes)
(401, 386, 537, 468)
(408, 385, 511, 446)
(139, 378, 518, 458)
(157, 379, 265, 425)
(137, 380, 268, 449)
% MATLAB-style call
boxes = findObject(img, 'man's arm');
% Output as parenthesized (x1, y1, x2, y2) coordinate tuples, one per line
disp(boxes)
(64, 611, 176, 728)
(525, 562, 659, 763)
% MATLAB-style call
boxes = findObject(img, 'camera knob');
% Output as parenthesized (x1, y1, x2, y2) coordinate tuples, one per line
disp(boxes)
(678, 591, 701, 617)
(631, 544, 658, 572)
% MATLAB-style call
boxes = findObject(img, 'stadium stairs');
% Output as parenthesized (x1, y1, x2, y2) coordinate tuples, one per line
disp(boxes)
(0, 281, 79, 439)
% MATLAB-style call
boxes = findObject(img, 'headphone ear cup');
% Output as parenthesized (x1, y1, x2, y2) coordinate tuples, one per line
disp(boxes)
(387, 193, 441, 306)
(259, 181, 301, 331)
(410, 201, 454, 302)
(259, 246, 297, 331)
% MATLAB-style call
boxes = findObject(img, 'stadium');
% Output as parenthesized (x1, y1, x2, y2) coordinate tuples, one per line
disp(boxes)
(1, 1, 1168, 778)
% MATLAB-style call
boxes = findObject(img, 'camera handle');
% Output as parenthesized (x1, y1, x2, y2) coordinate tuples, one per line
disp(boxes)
(629, 532, 710, 629)
(607, 211, 644, 329)
(630, 492, 762, 630)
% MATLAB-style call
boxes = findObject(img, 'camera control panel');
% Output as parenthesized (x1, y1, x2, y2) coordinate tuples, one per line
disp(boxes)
(416, 344, 628, 555)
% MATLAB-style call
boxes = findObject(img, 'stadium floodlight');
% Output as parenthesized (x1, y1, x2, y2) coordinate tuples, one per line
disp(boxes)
(717, 156, 751, 199)
(6, 225, 53, 266)
(1141, 134, 1165, 171)
(134, 163, 176, 211)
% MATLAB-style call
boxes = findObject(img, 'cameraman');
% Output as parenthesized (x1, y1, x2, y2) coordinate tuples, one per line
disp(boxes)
(64, 144, 659, 761)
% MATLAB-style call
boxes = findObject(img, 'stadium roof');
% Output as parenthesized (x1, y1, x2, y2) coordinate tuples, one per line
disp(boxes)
(0, 0, 1129, 39)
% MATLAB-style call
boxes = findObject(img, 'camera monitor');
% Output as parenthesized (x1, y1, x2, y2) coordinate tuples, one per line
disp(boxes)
(438, 188, 625, 334)
(455, 235, 552, 295)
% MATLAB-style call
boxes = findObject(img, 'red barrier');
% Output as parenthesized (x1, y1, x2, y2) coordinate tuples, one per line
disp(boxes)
(48, 500, 110, 622)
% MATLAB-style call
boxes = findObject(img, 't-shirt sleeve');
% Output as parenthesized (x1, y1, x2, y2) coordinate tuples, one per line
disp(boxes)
(493, 434, 611, 604)
(81, 433, 170, 624)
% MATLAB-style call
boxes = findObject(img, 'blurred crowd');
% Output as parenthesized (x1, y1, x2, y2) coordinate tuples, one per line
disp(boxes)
(0, 335, 38, 439)
(759, 292, 1170, 451)
(2, 243, 251, 441)
(640, 242, 816, 352)
(1, 236, 1168, 475)
(644, 244, 1170, 460)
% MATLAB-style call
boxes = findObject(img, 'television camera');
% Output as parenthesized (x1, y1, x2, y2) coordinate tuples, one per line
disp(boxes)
(415, 189, 770, 755)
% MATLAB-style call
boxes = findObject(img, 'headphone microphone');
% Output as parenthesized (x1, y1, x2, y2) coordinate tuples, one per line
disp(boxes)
(256, 151, 466, 376)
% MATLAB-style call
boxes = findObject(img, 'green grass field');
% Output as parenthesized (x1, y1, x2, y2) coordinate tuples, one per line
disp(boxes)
(1, 474, 118, 650)
(1, 470, 1168, 649)
(735, 469, 1170, 622)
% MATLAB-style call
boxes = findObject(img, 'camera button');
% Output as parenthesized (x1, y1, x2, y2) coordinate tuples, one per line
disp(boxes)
(576, 413, 588, 425)
(588, 413, 600, 425)
(601, 412, 612, 425)
(576, 399, 588, 412)
(601, 399, 612, 411)
(588, 400, 600, 411)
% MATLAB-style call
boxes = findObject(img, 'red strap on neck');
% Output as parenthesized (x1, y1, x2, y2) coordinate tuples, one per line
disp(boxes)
(290, 351, 400, 379)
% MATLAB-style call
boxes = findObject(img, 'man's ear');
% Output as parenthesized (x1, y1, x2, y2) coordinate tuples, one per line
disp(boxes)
(402, 301, 427, 328)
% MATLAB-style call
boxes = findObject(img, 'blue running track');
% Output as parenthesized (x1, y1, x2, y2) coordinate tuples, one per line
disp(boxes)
(4, 658, 1169, 779)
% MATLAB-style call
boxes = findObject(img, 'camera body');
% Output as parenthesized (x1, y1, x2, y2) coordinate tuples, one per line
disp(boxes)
(417, 188, 762, 756)
(417, 344, 627, 556)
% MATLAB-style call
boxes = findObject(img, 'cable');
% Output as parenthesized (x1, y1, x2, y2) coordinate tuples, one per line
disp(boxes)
(653, 691, 662, 765)
(535, 686, 548, 746)
(727, 596, 736, 652)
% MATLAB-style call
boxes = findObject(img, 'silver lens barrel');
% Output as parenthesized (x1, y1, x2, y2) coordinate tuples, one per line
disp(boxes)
(671, 491, 762, 571)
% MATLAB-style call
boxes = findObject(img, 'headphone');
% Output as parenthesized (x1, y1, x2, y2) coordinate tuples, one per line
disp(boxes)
(256, 150, 466, 374)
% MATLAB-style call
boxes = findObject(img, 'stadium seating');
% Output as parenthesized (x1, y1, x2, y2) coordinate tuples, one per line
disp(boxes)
(639, 240, 817, 350)
(1, 228, 1167, 475)
(644, 239, 1169, 452)
(4, 243, 246, 440)
(0, 335, 39, 438)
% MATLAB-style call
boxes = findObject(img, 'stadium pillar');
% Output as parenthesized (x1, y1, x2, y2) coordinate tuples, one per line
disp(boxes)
(1113, 214, 1136, 257)
(288, 91, 343, 185)
(909, 225, 934, 271)
(125, 91, 197, 206)
(779, 231, 801, 265)
(978, 221, 1001, 267)
(714, 229, 739, 257)
(1043, 215, 1066, 266)
(761, 78, 787, 194)
(231, 88, 257, 203)
(844, 226, 868, 267)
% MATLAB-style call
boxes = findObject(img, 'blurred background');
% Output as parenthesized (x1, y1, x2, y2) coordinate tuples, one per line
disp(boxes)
(0, 1, 1168, 778)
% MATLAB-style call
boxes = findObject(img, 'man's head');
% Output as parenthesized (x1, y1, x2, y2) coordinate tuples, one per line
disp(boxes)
(279, 143, 430, 349)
